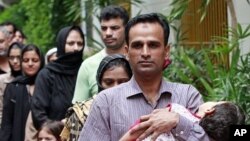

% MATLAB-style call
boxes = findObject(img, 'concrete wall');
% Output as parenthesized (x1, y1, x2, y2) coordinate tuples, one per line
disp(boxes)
(230, 0, 250, 55)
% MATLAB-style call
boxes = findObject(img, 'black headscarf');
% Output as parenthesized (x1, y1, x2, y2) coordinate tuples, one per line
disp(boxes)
(12, 44, 45, 85)
(46, 25, 84, 75)
(96, 54, 132, 92)
(7, 42, 24, 77)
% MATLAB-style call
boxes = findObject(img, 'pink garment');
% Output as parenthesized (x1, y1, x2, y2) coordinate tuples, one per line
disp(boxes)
(130, 103, 200, 141)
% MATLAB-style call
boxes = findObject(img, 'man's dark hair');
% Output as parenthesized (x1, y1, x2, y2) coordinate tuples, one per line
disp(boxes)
(0, 21, 17, 33)
(199, 102, 245, 141)
(125, 13, 170, 46)
(100, 5, 129, 26)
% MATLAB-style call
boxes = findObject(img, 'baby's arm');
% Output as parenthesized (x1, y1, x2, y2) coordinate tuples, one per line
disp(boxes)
(120, 127, 147, 141)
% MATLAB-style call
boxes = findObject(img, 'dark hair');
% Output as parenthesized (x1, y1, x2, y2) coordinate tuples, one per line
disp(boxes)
(100, 5, 129, 26)
(37, 120, 64, 141)
(199, 102, 245, 141)
(125, 13, 170, 46)
(96, 54, 132, 92)
(21, 44, 45, 71)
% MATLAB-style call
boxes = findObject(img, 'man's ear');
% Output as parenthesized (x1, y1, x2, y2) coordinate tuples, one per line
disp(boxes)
(164, 44, 170, 57)
(125, 45, 129, 61)
(162, 44, 171, 70)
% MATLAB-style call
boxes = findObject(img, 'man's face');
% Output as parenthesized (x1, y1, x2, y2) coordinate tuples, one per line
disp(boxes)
(126, 22, 169, 76)
(0, 31, 9, 57)
(101, 18, 125, 49)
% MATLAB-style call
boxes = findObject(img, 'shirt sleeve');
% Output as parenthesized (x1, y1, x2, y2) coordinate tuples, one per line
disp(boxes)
(172, 84, 209, 141)
(172, 115, 210, 141)
(72, 62, 91, 103)
(31, 69, 51, 129)
(78, 93, 111, 141)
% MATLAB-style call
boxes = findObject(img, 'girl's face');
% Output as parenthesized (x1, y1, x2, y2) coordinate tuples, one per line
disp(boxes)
(101, 66, 130, 89)
(22, 50, 41, 77)
(38, 128, 57, 141)
(8, 48, 21, 71)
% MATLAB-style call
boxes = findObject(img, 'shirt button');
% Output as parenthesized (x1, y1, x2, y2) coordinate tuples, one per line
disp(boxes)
(180, 131, 184, 134)
(175, 133, 179, 136)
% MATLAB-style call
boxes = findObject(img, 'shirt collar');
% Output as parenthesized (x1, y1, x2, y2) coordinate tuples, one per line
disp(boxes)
(126, 76, 173, 98)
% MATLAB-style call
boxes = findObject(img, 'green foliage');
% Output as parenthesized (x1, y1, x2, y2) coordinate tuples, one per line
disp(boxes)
(21, 0, 54, 52)
(166, 0, 250, 123)
(164, 23, 250, 124)
(0, 3, 27, 30)
(0, 0, 82, 53)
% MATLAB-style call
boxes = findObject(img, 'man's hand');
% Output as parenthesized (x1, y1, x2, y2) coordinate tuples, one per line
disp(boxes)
(130, 109, 179, 141)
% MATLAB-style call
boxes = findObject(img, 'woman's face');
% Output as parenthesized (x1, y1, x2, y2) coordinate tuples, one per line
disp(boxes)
(8, 48, 21, 71)
(12, 31, 25, 44)
(22, 50, 41, 77)
(65, 30, 84, 53)
(38, 128, 57, 141)
(101, 66, 130, 89)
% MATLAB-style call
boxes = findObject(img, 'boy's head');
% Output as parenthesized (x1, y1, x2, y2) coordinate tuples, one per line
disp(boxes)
(199, 102, 245, 141)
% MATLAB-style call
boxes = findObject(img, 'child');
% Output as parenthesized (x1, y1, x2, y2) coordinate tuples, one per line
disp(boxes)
(120, 101, 245, 141)
(37, 120, 64, 141)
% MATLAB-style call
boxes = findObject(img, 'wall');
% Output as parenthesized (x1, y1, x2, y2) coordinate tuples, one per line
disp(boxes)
(230, 0, 250, 55)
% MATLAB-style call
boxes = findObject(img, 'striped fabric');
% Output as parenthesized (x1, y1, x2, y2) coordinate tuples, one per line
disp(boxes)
(79, 76, 206, 141)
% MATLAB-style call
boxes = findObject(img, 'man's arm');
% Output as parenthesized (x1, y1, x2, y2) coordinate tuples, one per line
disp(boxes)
(78, 93, 111, 141)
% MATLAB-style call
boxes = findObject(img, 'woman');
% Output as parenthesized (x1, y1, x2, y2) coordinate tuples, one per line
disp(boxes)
(0, 42, 23, 126)
(11, 29, 26, 44)
(61, 54, 133, 141)
(31, 26, 85, 130)
(0, 44, 44, 141)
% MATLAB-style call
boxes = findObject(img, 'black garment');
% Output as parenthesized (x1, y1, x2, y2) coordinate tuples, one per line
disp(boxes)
(0, 76, 33, 141)
(0, 69, 7, 75)
(31, 26, 84, 129)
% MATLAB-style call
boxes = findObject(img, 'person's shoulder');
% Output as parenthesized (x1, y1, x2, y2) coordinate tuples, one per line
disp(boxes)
(0, 73, 12, 83)
(83, 50, 104, 64)
(36, 67, 56, 81)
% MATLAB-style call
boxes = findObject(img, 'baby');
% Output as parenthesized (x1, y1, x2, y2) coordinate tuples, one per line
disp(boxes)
(120, 101, 245, 141)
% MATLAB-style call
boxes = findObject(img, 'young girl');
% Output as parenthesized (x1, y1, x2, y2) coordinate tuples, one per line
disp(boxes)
(37, 120, 64, 141)
(0, 42, 23, 126)
(61, 54, 133, 141)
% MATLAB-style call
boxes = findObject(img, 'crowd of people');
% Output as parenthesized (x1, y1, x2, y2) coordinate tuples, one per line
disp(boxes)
(0, 5, 246, 141)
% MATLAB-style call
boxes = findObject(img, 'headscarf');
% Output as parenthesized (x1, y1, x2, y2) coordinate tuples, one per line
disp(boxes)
(7, 42, 24, 77)
(96, 54, 132, 92)
(46, 25, 85, 75)
(13, 44, 44, 85)
(45, 47, 57, 64)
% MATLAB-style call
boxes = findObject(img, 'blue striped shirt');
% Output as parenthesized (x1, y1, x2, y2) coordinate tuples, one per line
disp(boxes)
(79, 77, 210, 141)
